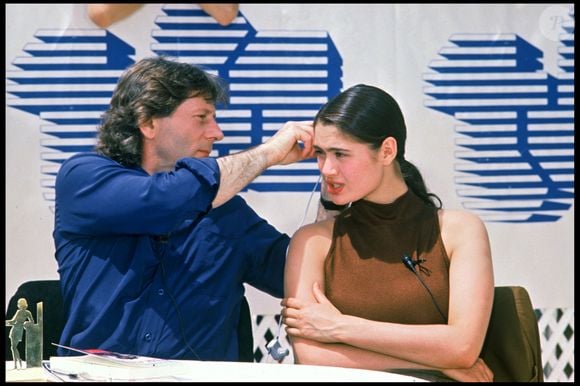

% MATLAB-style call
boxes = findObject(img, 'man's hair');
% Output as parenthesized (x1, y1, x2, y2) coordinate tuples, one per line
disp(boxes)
(95, 56, 228, 167)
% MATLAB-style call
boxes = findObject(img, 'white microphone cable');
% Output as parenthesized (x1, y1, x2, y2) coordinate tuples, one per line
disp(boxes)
(267, 173, 321, 363)
(297, 173, 322, 229)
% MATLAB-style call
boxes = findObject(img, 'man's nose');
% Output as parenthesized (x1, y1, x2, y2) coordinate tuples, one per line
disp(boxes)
(207, 119, 224, 141)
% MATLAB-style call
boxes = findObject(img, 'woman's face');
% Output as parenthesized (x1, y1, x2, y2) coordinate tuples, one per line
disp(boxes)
(314, 123, 385, 205)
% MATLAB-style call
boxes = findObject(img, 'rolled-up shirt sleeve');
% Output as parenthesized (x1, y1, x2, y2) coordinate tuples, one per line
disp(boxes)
(55, 153, 220, 236)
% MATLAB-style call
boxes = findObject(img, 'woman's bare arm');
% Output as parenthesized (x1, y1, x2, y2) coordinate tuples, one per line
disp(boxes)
(284, 210, 494, 370)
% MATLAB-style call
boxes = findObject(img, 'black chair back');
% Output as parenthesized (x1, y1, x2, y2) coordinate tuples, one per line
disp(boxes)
(238, 296, 254, 362)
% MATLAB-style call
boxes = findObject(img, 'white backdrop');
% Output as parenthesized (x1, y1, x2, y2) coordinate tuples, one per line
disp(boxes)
(5, 4, 574, 315)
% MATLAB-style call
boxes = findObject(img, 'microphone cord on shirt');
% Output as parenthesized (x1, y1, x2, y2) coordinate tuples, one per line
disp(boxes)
(159, 259, 202, 360)
(413, 270, 447, 323)
(401, 254, 447, 323)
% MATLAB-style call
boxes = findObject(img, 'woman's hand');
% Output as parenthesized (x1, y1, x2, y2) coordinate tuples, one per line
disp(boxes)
(441, 358, 494, 382)
(281, 282, 343, 343)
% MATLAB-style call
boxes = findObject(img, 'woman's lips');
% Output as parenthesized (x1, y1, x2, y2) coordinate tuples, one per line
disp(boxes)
(326, 180, 344, 195)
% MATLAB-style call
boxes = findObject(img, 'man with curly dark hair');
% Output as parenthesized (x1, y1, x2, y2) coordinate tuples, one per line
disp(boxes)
(53, 56, 315, 361)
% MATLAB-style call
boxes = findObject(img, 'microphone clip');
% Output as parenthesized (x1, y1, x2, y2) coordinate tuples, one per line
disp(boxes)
(401, 254, 431, 275)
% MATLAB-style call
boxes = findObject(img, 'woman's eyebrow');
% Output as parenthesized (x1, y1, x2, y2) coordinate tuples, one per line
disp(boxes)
(314, 144, 350, 152)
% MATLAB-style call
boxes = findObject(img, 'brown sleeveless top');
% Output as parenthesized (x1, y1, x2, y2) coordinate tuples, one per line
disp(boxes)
(324, 190, 450, 324)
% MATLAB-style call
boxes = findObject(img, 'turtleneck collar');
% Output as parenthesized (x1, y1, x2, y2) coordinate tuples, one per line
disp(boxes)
(333, 188, 440, 262)
(348, 189, 428, 223)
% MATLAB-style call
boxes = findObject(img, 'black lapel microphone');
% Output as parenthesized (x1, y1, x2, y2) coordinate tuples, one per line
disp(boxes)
(401, 254, 447, 323)
(402, 254, 420, 273)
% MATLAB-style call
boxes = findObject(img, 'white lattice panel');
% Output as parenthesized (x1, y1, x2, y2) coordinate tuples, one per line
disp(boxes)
(537, 308, 575, 382)
(253, 309, 575, 382)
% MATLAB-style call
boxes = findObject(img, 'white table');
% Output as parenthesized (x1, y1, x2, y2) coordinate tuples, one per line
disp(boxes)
(37, 359, 428, 382)
(5, 361, 46, 382)
(161, 361, 428, 382)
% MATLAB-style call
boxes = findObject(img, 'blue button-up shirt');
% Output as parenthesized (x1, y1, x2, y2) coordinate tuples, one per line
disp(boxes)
(53, 152, 288, 360)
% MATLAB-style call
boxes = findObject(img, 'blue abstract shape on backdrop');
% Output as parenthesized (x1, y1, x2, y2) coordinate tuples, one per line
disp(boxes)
(5, 4, 343, 211)
(7, 4, 574, 223)
(423, 9, 574, 223)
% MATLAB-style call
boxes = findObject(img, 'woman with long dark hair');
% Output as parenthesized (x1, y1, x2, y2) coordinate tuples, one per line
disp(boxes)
(283, 84, 494, 382)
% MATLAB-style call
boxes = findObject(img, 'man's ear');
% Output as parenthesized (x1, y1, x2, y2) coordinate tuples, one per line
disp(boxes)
(380, 137, 398, 165)
(139, 119, 156, 140)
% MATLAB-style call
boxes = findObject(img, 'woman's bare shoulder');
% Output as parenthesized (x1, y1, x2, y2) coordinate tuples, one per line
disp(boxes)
(439, 208, 485, 230)
(438, 208, 489, 257)
(293, 218, 335, 239)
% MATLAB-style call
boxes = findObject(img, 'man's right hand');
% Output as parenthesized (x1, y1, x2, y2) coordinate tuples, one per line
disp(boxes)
(263, 121, 315, 166)
(213, 121, 315, 208)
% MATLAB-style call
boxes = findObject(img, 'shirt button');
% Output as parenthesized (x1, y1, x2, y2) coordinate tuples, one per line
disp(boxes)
(158, 289, 164, 296)
(144, 333, 152, 342)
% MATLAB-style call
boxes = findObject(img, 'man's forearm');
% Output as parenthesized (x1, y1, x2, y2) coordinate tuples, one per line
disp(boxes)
(212, 120, 314, 207)
(213, 146, 270, 207)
